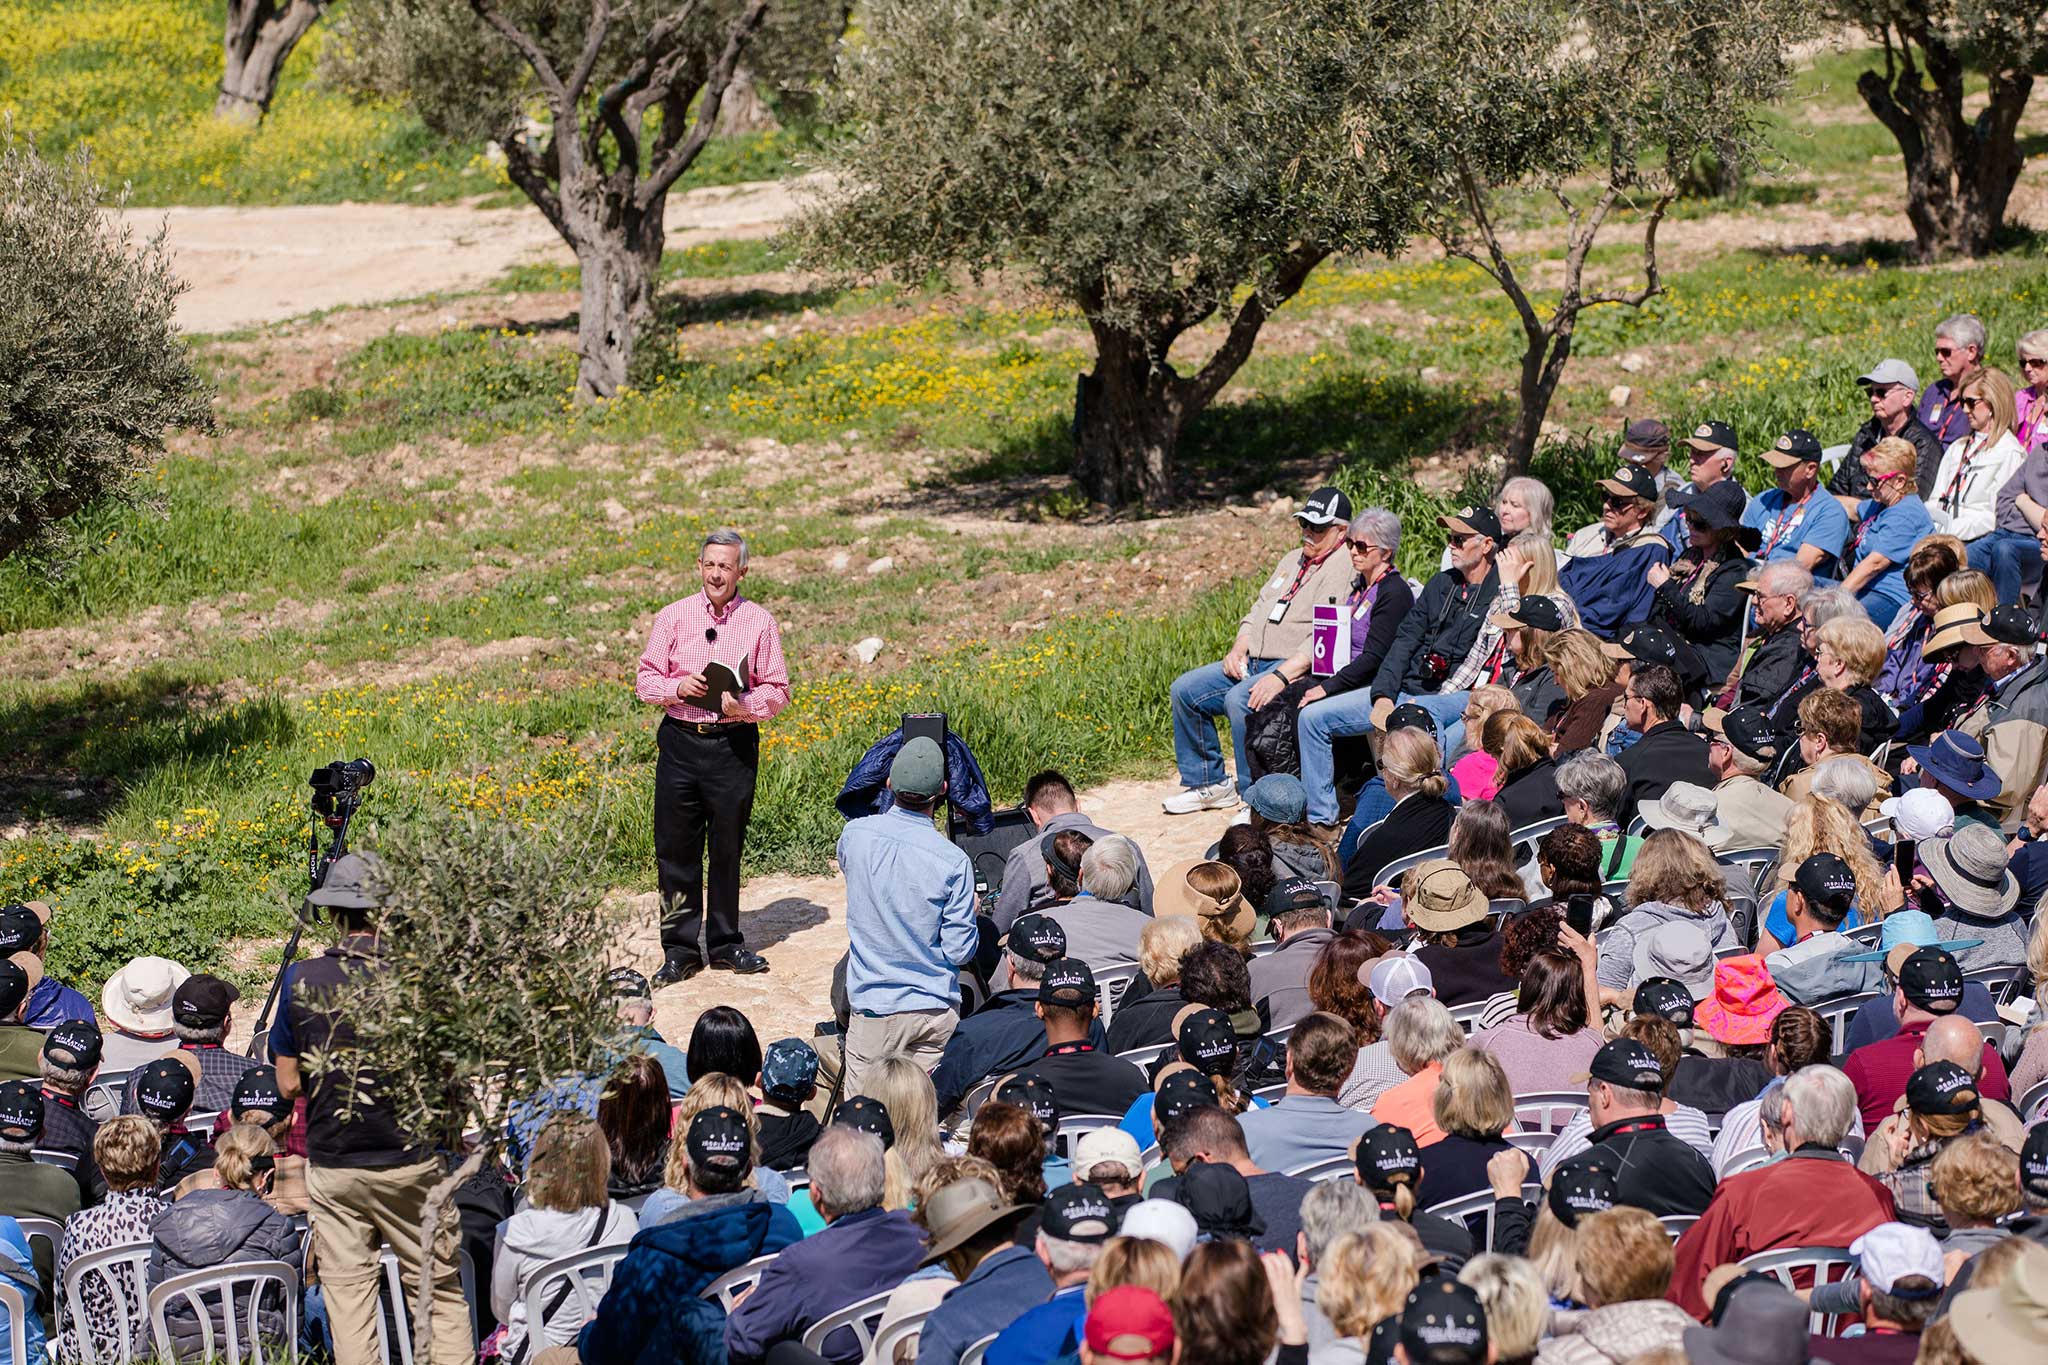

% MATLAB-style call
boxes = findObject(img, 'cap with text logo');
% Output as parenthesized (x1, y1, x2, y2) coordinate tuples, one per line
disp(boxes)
(0, 1081, 43, 1144)
(0, 906, 42, 957)
(604, 967, 651, 999)
(686, 1105, 754, 1177)
(1898, 946, 1965, 1014)
(1154, 1068, 1218, 1126)
(1951, 604, 2044, 650)
(832, 1095, 897, 1148)
(2022, 1124, 2048, 1204)
(1039, 957, 1098, 1010)
(0, 958, 29, 1020)
(1354, 1123, 1423, 1192)
(232, 1065, 285, 1119)
(1175, 1007, 1239, 1076)
(171, 974, 240, 1030)
(1602, 623, 1679, 672)
(1632, 977, 1696, 1030)
(134, 1055, 197, 1124)
(1297, 487, 1355, 527)
(1263, 877, 1332, 920)
(1548, 1158, 1620, 1227)
(1905, 1060, 1979, 1117)
(761, 1038, 821, 1101)
(1438, 505, 1504, 548)
(1577, 1038, 1666, 1092)
(1621, 418, 1672, 461)
(1597, 463, 1661, 503)
(1085, 1286, 1176, 1363)
(42, 1019, 103, 1072)
(1685, 420, 1738, 455)
(1008, 913, 1068, 965)
(1764, 429, 1824, 467)
(1857, 359, 1920, 392)
(1701, 705, 1779, 764)
(994, 1075, 1057, 1133)
(1792, 853, 1858, 921)
(1042, 1182, 1120, 1242)
(1487, 595, 1567, 634)
(1398, 1277, 1490, 1365)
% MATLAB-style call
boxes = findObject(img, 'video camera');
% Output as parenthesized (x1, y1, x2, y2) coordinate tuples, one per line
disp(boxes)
(309, 758, 376, 819)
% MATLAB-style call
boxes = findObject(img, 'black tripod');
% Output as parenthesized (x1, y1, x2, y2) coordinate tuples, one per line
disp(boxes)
(245, 786, 364, 1057)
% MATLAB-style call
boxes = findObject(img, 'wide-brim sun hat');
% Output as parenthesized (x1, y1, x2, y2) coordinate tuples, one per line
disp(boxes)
(1904, 732, 2002, 801)
(1839, 909, 1982, 963)
(1637, 782, 1731, 846)
(101, 955, 191, 1035)
(1404, 859, 1489, 933)
(1693, 953, 1789, 1047)
(1921, 828, 2020, 918)
(1156, 859, 1256, 941)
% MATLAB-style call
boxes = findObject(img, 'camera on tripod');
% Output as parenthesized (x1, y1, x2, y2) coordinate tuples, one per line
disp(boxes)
(309, 758, 376, 819)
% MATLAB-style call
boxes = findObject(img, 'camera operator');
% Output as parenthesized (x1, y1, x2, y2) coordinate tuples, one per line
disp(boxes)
(1365, 506, 1505, 745)
(271, 852, 474, 1365)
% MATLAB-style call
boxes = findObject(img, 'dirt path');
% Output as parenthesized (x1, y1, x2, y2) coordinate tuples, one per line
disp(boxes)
(636, 775, 1241, 1051)
(117, 176, 817, 335)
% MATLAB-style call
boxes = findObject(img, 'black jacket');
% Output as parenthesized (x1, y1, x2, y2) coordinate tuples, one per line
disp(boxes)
(1732, 623, 1805, 711)
(1832, 414, 1946, 500)
(1765, 678, 1898, 777)
(1494, 757, 1564, 830)
(1511, 666, 1567, 731)
(757, 1110, 821, 1172)
(1897, 666, 1995, 744)
(1410, 926, 1516, 1008)
(1106, 985, 1186, 1054)
(1617, 722, 1714, 821)
(1016, 1042, 1149, 1118)
(930, 991, 1107, 1118)
(1374, 567, 1501, 699)
(1652, 550, 1756, 686)
(1341, 794, 1457, 900)
(1668, 1055, 1773, 1120)
(1324, 573, 1417, 697)
(1558, 1114, 1717, 1217)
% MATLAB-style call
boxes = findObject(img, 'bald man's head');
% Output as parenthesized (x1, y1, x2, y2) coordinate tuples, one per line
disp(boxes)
(1922, 1015, 1985, 1076)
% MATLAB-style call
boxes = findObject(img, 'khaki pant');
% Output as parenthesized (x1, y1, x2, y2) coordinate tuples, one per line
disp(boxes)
(308, 1157, 475, 1365)
(842, 1008, 958, 1097)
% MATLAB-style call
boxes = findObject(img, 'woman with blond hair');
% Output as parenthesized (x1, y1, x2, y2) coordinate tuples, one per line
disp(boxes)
(1106, 913, 1205, 1052)
(1415, 1049, 1516, 1208)
(1931, 366, 2028, 598)
(1755, 794, 1900, 955)
(858, 1054, 947, 1207)
(2008, 912, 2048, 1100)
(1340, 726, 1454, 901)
(1838, 436, 1937, 626)
(1087, 1234, 1183, 1304)
(146, 1122, 304, 1359)
(1458, 1255, 1546, 1365)
(1487, 711, 1564, 828)
(1976, 330, 2048, 597)
(490, 1114, 639, 1363)
(1309, 1224, 1424, 1365)
(1537, 1207, 1693, 1364)
(1450, 686, 1522, 801)
(1543, 630, 1624, 756)
(1596, 830, 1738, 991)
(1434, 534, 1581, 755)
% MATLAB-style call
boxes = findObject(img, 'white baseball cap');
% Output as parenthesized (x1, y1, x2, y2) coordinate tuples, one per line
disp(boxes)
(1119, 1199, 1199, 1261)
(1880, 788, 1956, 842)
(1074, 1127, 1145, 1179)
(1361, 954, 1434, 1005)
(1850, 1223, 1945, 1298)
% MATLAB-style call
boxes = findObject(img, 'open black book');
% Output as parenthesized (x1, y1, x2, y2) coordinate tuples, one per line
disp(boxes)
(701, 656, 750, 713)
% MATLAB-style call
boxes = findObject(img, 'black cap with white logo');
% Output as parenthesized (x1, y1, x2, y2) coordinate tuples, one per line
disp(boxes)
(995, 1074, 1058, 1133)
(1580, 1038, 1665, 1092)
(135, 1056, 196, 1124)
(1041, 1183, 1120, 1242)
(1548, 1157, 1620, 1227)
(232, 1065, 285, 1119)
(1297, 487, 1354, 527)
(1155, 1070, 1216, 1126)
(2022, 1123, 2048, 1204)
(172, 974, 240, 1029)
(1354, 1123, 1422, 1194)
(0, 1081, 43, 1143)
(832, 1096, 897, 1149)
(1008, 913, 1068, 965)
(687, 1105, 754, 1176)
(1398, 1277, 1490, 1365)
(1263, 877, 1330, 919)
(1793, 853, 1858, 920)
(1038, 957, 1098, 1009)
(1632, 977, 1696, 1029)
(1905, 1060, 1979, 1117)
(1764, 429, 1824, 467)
(42, 1019, 103, 1071)
(1899, 946, 1965, 1014)
(1176, 1008, 1238, 1075)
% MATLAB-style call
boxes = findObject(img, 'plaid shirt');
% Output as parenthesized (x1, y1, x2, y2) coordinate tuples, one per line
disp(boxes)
(1872, 1127, 1954, 1232)
(119, 1042, 259, 1120)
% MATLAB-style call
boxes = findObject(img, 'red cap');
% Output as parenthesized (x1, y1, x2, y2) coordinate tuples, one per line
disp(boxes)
(1085, 1287, 1176, 1361)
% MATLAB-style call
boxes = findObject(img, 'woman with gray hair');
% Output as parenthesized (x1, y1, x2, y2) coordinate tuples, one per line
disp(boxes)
(1554, 752, 1639, 880)
(1249, 507, 1415, 830)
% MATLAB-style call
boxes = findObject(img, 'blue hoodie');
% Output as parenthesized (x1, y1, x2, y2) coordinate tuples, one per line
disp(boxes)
(21, 975, 93, 1031)
(578, 1197, 780, 1365)
(0, 1217, 48, 1364)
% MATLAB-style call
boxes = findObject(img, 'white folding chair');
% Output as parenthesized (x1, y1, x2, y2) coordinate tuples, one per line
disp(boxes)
(1810, 991, 1879, 1056)
(1961, 965, 2019, 1005)
(64, 1241, 155, 1365)
(12, 1217, 60, 1337)
(1283, 1154, 1356, 1182)
(1095, 965, 1140, 1027)
(1658, 1214, 1699, 1242)
(702, 1253, 780, 1309)
(801, 1287, 894, 1355)
(29, 1148, 77, 1173)
(1053, 1114, 1125, 1159)
(872, 1307, 933, 1365)
(84, 1071, 132, 1123)
(1738, 1246, 1856, 1335)
(961, 1332, 1000, 1365)
(1253, 1083, 1289, 1104)
(1373, 844, 1453, 892)
(1116, 1042, 1175, 1070)
(1505, 1130, 1556, 1157)
(1723, 1144, 1773, 1175)
(1511, 1092, 1588, 1137)
(375, 1244, 477, 1365)
(2019, 1076, 2048, 1123)
(1423, 1191, 1498, 1249)
(0, 1279, 23, 1365)
(961, 1076, 1002, 1121)
(146, 1259, 301, 1365)
(782, 1168, 812, 1194)
(521, 1244, 633, 1350)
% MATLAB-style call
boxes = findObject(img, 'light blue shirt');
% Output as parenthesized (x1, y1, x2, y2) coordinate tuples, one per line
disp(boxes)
(1236, 1093, 1376, 1173)
(1742, 487, 1852, 571)
(840, 806, 980, 1013)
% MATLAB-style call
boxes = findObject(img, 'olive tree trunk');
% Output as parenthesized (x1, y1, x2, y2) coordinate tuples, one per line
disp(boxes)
(409, 1149, 485, 1363)
(1856, 24, 2032, 261)
(217, 0, 325, 124)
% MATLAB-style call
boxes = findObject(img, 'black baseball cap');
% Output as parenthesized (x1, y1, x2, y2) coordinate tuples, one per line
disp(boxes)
(1702, 705, 1780, 764)
(1579, 1038, 1665, 1092)
(1632, 977, 1696, 1029)
(2022, 1123, 2048, 1204)
(1176, 1008, 1238, 1075)
(172, 974, 240, 1029)
(42, 1019, 103, 1071)
(1354, 1123, 1423, 1193)
(1155, 1070, 1217, 1126)
(1671, 480, 1755, 544)
(1981, 605, 2042, 647)
(833, 1096, 896, 1148)
(761, 1038, 820, 1101)
(1488, 595, 1567, 633)
(1548, 1157, 1620, 1227)
(995, 1075, 1058, 1133)
(0, 958, 27, 1018)
(0, 1081, 43, 1143)
(1793, 853, 1858, 920)
(1008, 913, 1068, 965)
(1039, 957, 1098, 1009)
(1384, 703, 1439, 739)
(1684, 420, 1738, 455)
(1597, 463, 1660, 503)
(1763, 429, 1824, 467)
(1263, 877, 1331, 919)
(135, 1056, 196, 1124)
(1041, 1183, 1120, 1242)
(1603, 624, 1679, 672)
(1438, 505, 1505, 547)
(1899, 946, 1965, 1014)
(231, 1065, 285, 1119)
(0, 907, 40, 956)
(604, 967, 651, 999)
(687, 1105, 754, 1176)
(1298, 487, 1354, 527)
(1905, 1060, 1979, 1117)
(1398, 1277, 1490, 1365)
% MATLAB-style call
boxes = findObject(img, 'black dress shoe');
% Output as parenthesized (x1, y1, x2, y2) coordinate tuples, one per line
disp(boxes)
(709, 947, 770, 975)
(651, 956, 704, 986)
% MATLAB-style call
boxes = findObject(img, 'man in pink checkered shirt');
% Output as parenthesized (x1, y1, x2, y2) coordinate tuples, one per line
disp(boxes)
(636, 528, 791, 982)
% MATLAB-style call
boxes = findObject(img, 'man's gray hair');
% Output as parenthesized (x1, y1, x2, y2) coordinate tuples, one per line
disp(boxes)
(617, 996, 654, 1027)
(1037, 1231, 1106, 1277)
(1757, 561, 1814, 601)
(1778, 1065, 1857, 1149)
(701, 528, 749, 567)
(174, 1020, 228, 1047)
(1799, 585, 1870, 632)
(1722, 743, 1770, 779)
(1385, 997, 1463, 1075)
(1349, 508, 1402, 556)
(1936, 313, 1988, 356)
(1811, 756, 1880, 816)
(1080, 835, 1140, 901)
(808, 1124, 886, 1217)
(1008, 952, 1049, 984)
(1300, 1178, 1378, 1265)
(1555, 752, 1628, 823)
(39, 1057, 90, 1093)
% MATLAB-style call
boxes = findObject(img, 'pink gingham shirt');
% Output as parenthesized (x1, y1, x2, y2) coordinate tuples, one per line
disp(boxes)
(636, 591, 791, 724)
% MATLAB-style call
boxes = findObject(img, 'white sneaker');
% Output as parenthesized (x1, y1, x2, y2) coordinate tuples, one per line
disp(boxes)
(1163, 781, 1239, 815)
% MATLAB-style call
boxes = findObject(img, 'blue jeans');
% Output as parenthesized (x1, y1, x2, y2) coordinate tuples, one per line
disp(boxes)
(1968, 528, 2041, 605)
(1299, 687, 1382, 824)
(1170, 657, 1279, 791)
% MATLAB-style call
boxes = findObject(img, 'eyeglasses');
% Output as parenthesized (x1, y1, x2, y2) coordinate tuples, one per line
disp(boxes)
(1959, 395, 1985, 410)
(1936, 345, 1958, 358)
(1601, 494, 1635, 509)
(1446, 533, 1476, 549)
(1348, 539, 1383, 553)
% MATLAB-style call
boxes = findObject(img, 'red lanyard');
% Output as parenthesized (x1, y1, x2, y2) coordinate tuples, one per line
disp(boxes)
(1760, 492, 1812, 559)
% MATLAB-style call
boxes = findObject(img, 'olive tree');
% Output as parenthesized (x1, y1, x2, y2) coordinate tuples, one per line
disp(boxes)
(0, 132, 213, 570)
(793, 0, 1410, 508)
(217, 0, 328, 124)
(1832, 0, 2048, 260)
(300, 810, 630, 1360)
(1236, 0, 1798, 473)
(328, 0, 841, 398)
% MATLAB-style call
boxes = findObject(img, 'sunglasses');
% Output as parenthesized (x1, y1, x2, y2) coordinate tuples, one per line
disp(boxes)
(1959, 395, 1986, 410)
(1446, 533, 1477, 548)
(1348, 539, 1384, 553)
(2024, 357, 2048, 371)
(1601, 494, 1635, 509)
(1936, 345, 1959, 358)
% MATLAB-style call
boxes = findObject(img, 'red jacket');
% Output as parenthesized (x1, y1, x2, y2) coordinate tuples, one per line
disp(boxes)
(1669, 1149, 1897, 1318)
(1841, 1016, 2011, 1131)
